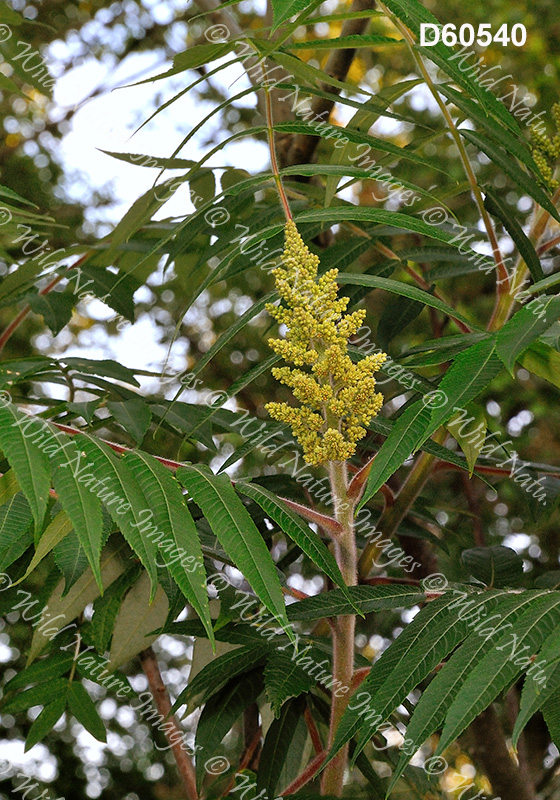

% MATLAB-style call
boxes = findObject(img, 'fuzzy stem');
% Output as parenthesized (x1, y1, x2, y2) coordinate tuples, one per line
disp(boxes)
(321, 459, 356, 796)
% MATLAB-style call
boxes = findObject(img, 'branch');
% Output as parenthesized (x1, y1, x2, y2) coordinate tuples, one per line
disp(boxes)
(139, 647, 198, 800)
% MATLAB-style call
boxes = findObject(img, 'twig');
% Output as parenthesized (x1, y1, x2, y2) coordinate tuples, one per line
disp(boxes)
(139, 647, 198, 800)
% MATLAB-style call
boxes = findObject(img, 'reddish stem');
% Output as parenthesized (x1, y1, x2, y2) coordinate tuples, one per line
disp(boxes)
(281, 751, 327, 795)
(304, 707, 323, 755)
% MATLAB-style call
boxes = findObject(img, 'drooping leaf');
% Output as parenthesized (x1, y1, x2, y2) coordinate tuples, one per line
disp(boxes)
(264, 651, 317, 715)
(28, 541, 125, 663)
(108, 571, 169, 670)
(447, 403, 486, 476)
(436, 593, 560, 754)
(0, 492, 33, 572)
(73, 434, 159, 599)
(67, 682, 107, 742)
(461, 546, 524, 588)
(461, 130, 560, 223)
(195, 671, 264, 789)
(124, 452, 213, 643)
(337, 272, 475, 329)
(177, 465, 289, 632)
(389, 591, 541, 792)
(171, 644, 271, 714)
(91, 567, 141, 654)
(50, 434, 105, 591)
(236, 482, 348, 595)
(483, 188, 544, 283)
(0, 404, 50, 532)
(25, 696, 67, 752)
(257, 696, 307, 796)
(107, 400, 152, 445)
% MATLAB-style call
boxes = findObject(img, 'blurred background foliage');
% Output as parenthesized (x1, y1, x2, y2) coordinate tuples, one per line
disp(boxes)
(0, 0, 559, 798)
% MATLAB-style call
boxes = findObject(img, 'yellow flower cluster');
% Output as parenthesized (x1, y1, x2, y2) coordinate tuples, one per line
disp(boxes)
(531, 103, 560, 191)
(265, 221, 386, 466)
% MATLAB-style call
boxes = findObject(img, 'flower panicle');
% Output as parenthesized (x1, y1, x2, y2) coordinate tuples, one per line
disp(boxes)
(265, 221, 386, 466)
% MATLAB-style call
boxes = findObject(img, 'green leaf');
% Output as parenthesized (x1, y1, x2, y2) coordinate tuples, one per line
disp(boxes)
(25, 697, 67, 752)
(461, 130, 560, 223)
(257, 696, 307, 796)
(496, 296, 560, 372)
(337, 272, 475, 330)
(53, 529, 90, 593)
(462, 546, 524, 588)
(436, 593, 560, 754)
(286, 585, 426, 621)
(447, 403, 486, 476)
(0, 492, 33, 572)
(327, 593, 464, 766)
(172, 643, 271, 714)
(16, 510, 73, 584)
(99, 150, 196, 170)
(426, 336, 503, 436)
(390, 591, 540, 792)
(236, 482, 348, 595)
(513, 626, 560, 746)
(67, 683, 106, 742)
(27, 292, 75, 336)
(50, 435, 105, 591)
(272, 0, 318, 30)
(91, 567, 141, 653)
(73, 434, 159, 599)
(543, 690, 560, 748)
(123, 452, 213, 644)
(483, 189, 544, 283)
(28, 541, 125, 663)
(3, 678, 69, 713)
(108, 571, 169, 670)
(107, 400, 152, 445)
(277, 122, 438, 172)
(195, 671, 264, 789)
(0, 469, 21, 507)
(377, 295, 424, 351)
(286, 34, 402, 49)
(0, 404, 50, 532)
(62, 357, 140, 387)
(5, 650, 74, 692)
(359, 401, 432, 508)
(264, 651, 316, 715)
(518, 341, 560, 389)
(177, 465, 289, 633)
(379, 0, 520, 131)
